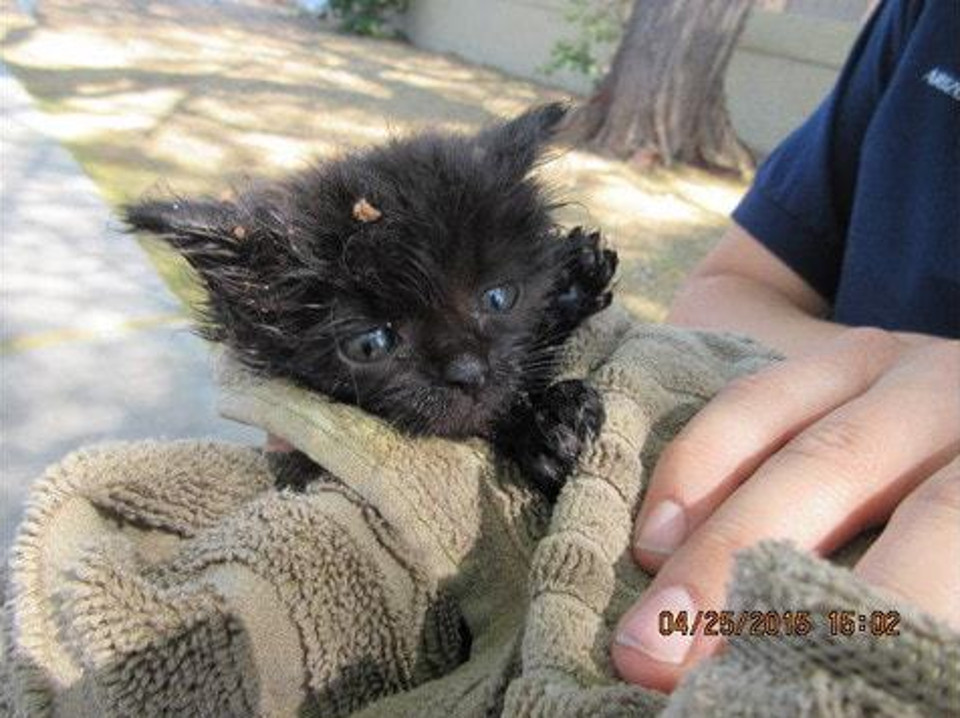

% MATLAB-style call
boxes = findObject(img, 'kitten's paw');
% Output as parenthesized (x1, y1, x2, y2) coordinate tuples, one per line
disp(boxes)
(554, 227, 618, 325)
(515, 379, 605, 501)
(269, 449, 327, 492)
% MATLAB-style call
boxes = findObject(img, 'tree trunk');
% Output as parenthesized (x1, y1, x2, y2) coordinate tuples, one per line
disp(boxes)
(571, 0, 755, 175)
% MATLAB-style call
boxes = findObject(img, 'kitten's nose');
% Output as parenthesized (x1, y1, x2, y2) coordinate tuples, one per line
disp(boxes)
(444, 354, 488, 391)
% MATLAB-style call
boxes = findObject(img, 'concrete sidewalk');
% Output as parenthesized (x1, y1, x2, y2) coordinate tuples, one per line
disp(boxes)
(0, 64, 260, 549)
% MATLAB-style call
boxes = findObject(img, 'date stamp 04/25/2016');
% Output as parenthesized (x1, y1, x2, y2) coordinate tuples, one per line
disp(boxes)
(658, 610, 902, 638)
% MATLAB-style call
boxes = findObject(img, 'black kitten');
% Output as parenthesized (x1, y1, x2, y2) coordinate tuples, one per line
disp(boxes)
(124, 103, 617, 500)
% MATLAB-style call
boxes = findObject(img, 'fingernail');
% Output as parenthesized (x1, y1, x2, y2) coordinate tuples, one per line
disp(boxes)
(635, 500, 687, 555)
(615, 586, 696, 664)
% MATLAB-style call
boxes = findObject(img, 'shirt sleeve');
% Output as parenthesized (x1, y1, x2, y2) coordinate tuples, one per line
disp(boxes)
(731, 0, 921, 302)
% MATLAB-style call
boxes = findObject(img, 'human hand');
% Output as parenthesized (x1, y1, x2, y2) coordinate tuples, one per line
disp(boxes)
(611, 328, 960, 692)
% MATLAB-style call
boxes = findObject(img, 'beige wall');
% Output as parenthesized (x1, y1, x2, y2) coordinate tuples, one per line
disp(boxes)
(403, 1, 863, 154)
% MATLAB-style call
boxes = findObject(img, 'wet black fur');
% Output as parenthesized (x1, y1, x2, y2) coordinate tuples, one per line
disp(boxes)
(124, 103, 617, 499)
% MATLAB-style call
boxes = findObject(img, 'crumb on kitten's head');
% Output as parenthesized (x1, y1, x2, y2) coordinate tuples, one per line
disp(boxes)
(124, 102, 573, 437)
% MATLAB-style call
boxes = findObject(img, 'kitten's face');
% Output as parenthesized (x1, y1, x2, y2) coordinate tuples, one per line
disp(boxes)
(125, 103, 571, 437)
(296, 195, 565, 437)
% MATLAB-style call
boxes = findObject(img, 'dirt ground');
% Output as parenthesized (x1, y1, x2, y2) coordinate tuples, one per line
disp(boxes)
(1, 0, 748, 320)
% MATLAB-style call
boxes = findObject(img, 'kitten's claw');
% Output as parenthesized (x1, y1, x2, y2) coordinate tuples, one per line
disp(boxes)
(554, 227, 618, 327)
(569, 227, 618, 293)
(511, 379, 605, 500)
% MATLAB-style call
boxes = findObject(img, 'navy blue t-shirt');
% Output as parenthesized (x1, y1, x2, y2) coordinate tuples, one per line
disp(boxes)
(733, 0, 959, 338)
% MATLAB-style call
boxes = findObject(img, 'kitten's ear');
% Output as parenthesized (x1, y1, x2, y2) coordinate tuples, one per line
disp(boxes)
(477, 102, 569, 179)
(122, 198, 247, 273)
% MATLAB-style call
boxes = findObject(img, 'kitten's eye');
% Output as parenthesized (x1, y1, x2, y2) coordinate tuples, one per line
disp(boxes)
(339, 326, 398, 363)
(480, 283, 519, 313)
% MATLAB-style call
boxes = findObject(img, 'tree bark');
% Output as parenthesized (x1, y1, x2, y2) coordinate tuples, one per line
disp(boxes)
(571, 0, 755, 175)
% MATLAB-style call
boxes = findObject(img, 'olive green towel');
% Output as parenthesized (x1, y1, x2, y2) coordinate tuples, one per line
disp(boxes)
(2, 305, 957, 717)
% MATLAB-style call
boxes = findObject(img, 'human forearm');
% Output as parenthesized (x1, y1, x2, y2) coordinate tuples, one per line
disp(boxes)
(667, 272, 845, 357)
(666, 224, 937, 357)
